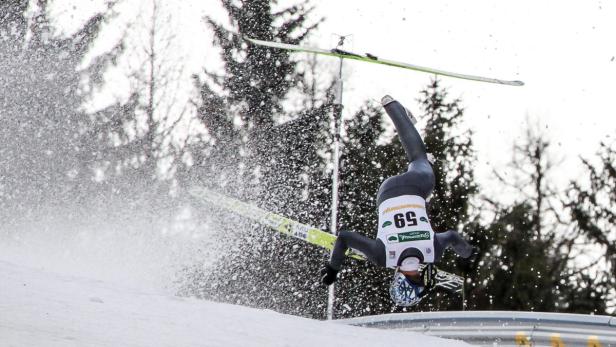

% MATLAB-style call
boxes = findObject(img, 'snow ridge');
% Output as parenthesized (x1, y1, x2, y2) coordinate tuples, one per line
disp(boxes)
(0, 259, 467, 347)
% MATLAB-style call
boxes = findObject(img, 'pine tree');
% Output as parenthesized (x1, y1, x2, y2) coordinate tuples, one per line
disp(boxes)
(181, 0, 331, 318)
(480, 202, 558, 311)
(566, 141, 616, 314)
(473, 125, 584, 312)
(189, 0, 319, 187)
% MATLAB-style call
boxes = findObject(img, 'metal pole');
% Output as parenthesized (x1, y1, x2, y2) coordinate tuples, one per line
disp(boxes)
(462, 281, 466, 311)
(326, 54, 344, 321)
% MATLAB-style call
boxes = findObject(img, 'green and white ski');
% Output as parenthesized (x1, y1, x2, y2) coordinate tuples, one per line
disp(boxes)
(189, 186, 465, 293)
(245, 37, 523, 87)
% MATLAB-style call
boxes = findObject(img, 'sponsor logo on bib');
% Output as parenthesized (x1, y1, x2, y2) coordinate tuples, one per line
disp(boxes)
(382, 221, 392, 228)
(387, 234, 399, 243)
(387, 230, 431, 243)
(419, 216, 428, 223)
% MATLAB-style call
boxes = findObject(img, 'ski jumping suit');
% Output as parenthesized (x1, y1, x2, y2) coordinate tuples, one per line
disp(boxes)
(328, 97, 473, 271)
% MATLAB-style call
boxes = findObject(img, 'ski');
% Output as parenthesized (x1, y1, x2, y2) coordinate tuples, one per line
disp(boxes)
(245, 37, 523, 87)
(189, 186, 464, 293)
(189, 186, 362, 260)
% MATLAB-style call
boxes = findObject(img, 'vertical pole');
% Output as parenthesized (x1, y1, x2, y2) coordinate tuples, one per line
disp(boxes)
(462, 282, 466, 311)
(326, 56, 344, 321)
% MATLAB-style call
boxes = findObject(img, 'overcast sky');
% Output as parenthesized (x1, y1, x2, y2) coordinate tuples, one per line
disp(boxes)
(57, 0, 616, 199)
(308, 0, 615, 197)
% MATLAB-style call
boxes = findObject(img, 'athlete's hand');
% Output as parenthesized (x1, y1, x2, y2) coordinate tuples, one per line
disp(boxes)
(320, 264, 339, 286)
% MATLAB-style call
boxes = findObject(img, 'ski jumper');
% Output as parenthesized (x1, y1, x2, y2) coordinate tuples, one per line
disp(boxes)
(328, 97, 472, 271)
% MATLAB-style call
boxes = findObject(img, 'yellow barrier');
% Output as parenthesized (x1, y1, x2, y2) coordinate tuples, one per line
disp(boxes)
(515, 331, 532, 346)
(551, 333, 565, 347)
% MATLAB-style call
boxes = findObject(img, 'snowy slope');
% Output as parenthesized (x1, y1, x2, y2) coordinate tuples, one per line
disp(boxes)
(0, 259, 468, 347)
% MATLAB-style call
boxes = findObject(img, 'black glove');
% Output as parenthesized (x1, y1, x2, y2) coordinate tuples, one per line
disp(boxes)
(320, 264, 339, 286)
(466, 246, 479, 262)
(460, 247, 479, 270)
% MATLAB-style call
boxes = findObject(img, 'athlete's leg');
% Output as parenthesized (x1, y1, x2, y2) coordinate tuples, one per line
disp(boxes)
(382, 95, 428, 163)
(433, 230, 474, 262)
(329, 230, 386, 270)
(377, 95, 435, 202)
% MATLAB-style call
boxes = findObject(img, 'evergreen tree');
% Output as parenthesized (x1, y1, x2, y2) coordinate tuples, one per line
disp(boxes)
(473, 126, 586, 312)
(566, 141, 616, 314)
(480, 202, 558, 311)
(189, 0, 319, 186)
(182, 106, 334, 318)
(181, 0, 332, 318)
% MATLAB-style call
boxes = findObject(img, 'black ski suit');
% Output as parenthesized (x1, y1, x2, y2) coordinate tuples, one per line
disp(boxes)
(328, 96, 473, 271)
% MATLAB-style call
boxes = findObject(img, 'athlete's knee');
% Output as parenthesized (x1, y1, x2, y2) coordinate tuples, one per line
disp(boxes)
(422, 164, 436, 198)
(408, 161, 435, 199)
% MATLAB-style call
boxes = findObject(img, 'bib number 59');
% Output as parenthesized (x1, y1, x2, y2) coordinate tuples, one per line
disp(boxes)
(393, 211, 418, 228)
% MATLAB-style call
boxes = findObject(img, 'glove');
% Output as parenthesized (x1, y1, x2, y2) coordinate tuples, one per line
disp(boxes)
(466, 247, 480, 264)
(320, 264, 339, 286)
(459, 247, 479, 271)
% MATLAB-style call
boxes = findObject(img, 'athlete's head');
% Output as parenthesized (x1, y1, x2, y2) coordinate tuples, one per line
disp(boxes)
(389, 257, 426, 307)
(389, 271, 426, 307)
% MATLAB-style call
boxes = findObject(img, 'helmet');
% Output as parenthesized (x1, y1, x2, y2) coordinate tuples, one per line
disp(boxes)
(389, 271, 426, 307)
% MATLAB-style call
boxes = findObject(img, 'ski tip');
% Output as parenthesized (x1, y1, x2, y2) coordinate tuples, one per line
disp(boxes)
(509, 80, 525, 86)
(244, 36, 263, 45)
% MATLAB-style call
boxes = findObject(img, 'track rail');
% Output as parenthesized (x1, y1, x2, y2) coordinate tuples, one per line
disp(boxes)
(336, 311, 616, 346)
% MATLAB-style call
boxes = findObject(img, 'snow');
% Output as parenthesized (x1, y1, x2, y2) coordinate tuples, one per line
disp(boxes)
(0, 259, 468, 347)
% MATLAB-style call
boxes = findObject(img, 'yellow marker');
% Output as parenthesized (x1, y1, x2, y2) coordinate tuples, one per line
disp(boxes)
(515, 332, 532, 346)
(550, 333, 565, 347)
(588, 335, 602, 347)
